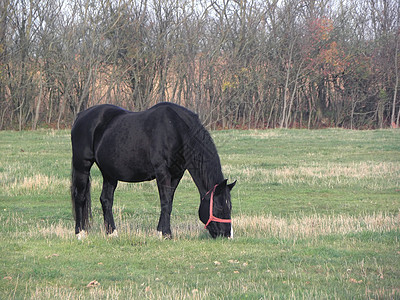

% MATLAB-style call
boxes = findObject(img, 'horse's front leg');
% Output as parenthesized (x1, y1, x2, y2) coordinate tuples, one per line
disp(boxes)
(156, 171, 184, 239)
(100, 177, 118, 236)
(156, 183, 174, 238)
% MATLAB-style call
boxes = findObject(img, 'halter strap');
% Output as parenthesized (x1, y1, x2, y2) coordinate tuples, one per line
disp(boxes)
(202, 184, 232, 229)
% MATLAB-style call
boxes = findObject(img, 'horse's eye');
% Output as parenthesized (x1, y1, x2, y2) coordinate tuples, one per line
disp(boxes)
(214, 201, 224, 210)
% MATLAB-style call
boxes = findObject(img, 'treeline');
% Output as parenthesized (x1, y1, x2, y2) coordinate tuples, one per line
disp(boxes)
(0, 0, 399, 130)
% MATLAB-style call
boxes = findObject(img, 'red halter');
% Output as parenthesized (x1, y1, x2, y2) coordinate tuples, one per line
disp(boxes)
(203, 184, 232, 229)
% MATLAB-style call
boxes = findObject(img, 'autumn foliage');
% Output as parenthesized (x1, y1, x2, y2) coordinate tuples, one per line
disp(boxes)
(0, 0, 399, 130)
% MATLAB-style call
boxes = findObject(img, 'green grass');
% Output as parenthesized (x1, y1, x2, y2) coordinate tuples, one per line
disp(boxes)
(0, 129, 399, 299)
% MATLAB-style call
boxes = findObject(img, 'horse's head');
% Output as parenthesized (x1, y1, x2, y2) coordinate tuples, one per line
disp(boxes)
(199, 179, 236, 238)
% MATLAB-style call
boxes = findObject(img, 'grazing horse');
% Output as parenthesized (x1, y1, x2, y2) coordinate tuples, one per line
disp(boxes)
(71, 102, 236, 239)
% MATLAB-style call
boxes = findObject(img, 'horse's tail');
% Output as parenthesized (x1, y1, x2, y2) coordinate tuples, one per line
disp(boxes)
(71, 165, 92, 232)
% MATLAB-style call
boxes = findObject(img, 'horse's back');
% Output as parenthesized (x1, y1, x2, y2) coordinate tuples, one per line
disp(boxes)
(145, 102, 203, 136)
(150, 102, 200, 124)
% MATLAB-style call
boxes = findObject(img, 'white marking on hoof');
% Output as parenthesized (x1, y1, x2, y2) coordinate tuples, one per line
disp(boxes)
(157, 231, 163, 240)
(76, 230, 87, 240)
(109, 230, 118, 238)
(229, 226, 234, 240)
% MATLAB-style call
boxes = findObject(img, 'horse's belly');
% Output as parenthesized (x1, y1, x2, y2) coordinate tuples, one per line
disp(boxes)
(120, 170, 156, 183)
(95, 138, 155, 183)
(96, 157, 155, 183)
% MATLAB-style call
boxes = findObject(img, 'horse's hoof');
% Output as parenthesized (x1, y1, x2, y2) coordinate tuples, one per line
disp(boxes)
(157, 231, 172, 240)
(229, 226, 234, 240)
(76, 230, 87, 240)
(108, 230, 118, 238)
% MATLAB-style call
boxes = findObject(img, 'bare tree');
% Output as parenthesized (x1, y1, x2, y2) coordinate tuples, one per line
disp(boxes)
(1, 0, 399, 130)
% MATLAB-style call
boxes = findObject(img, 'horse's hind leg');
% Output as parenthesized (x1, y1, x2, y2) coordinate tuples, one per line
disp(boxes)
(100, 177, 118, 236)
(71, 165, 92, 237)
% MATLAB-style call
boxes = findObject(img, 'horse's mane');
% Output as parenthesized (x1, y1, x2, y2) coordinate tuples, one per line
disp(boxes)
(184, 118, 224, 188)
(151, 102, 224, 188)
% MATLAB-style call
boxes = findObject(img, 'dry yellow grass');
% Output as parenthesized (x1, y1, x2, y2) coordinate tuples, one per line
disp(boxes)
(1, 173, 69, 196)
(2, 209, 398, 242)
(234, 212, 400, 240)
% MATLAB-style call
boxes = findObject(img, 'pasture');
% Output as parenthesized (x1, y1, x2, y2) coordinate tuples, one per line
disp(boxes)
(0, 129, 399, 299)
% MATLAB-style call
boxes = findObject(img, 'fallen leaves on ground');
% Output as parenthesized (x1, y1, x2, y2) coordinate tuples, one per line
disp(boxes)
(86, 280, 100, 288)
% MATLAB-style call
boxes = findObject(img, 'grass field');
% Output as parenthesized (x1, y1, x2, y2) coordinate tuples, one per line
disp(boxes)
(0, 129, 399, 299)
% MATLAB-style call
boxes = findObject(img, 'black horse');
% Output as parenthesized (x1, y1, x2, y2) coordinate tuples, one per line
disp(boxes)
(71, 102, 236, 239)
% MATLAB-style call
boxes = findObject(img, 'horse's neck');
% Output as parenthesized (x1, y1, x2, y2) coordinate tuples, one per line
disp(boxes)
(184, 125, 224, 195)
(188, 156, 224, 196)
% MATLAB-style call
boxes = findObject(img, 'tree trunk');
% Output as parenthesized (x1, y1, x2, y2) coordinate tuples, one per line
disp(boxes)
(391, 34, 399, 127)
(32, 74, 43, 129)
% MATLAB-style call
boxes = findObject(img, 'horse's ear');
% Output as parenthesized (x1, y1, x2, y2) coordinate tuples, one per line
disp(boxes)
(215, 179, 236, 194)
(228, 180, 237, 190)
(215, 179, 228, 194)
